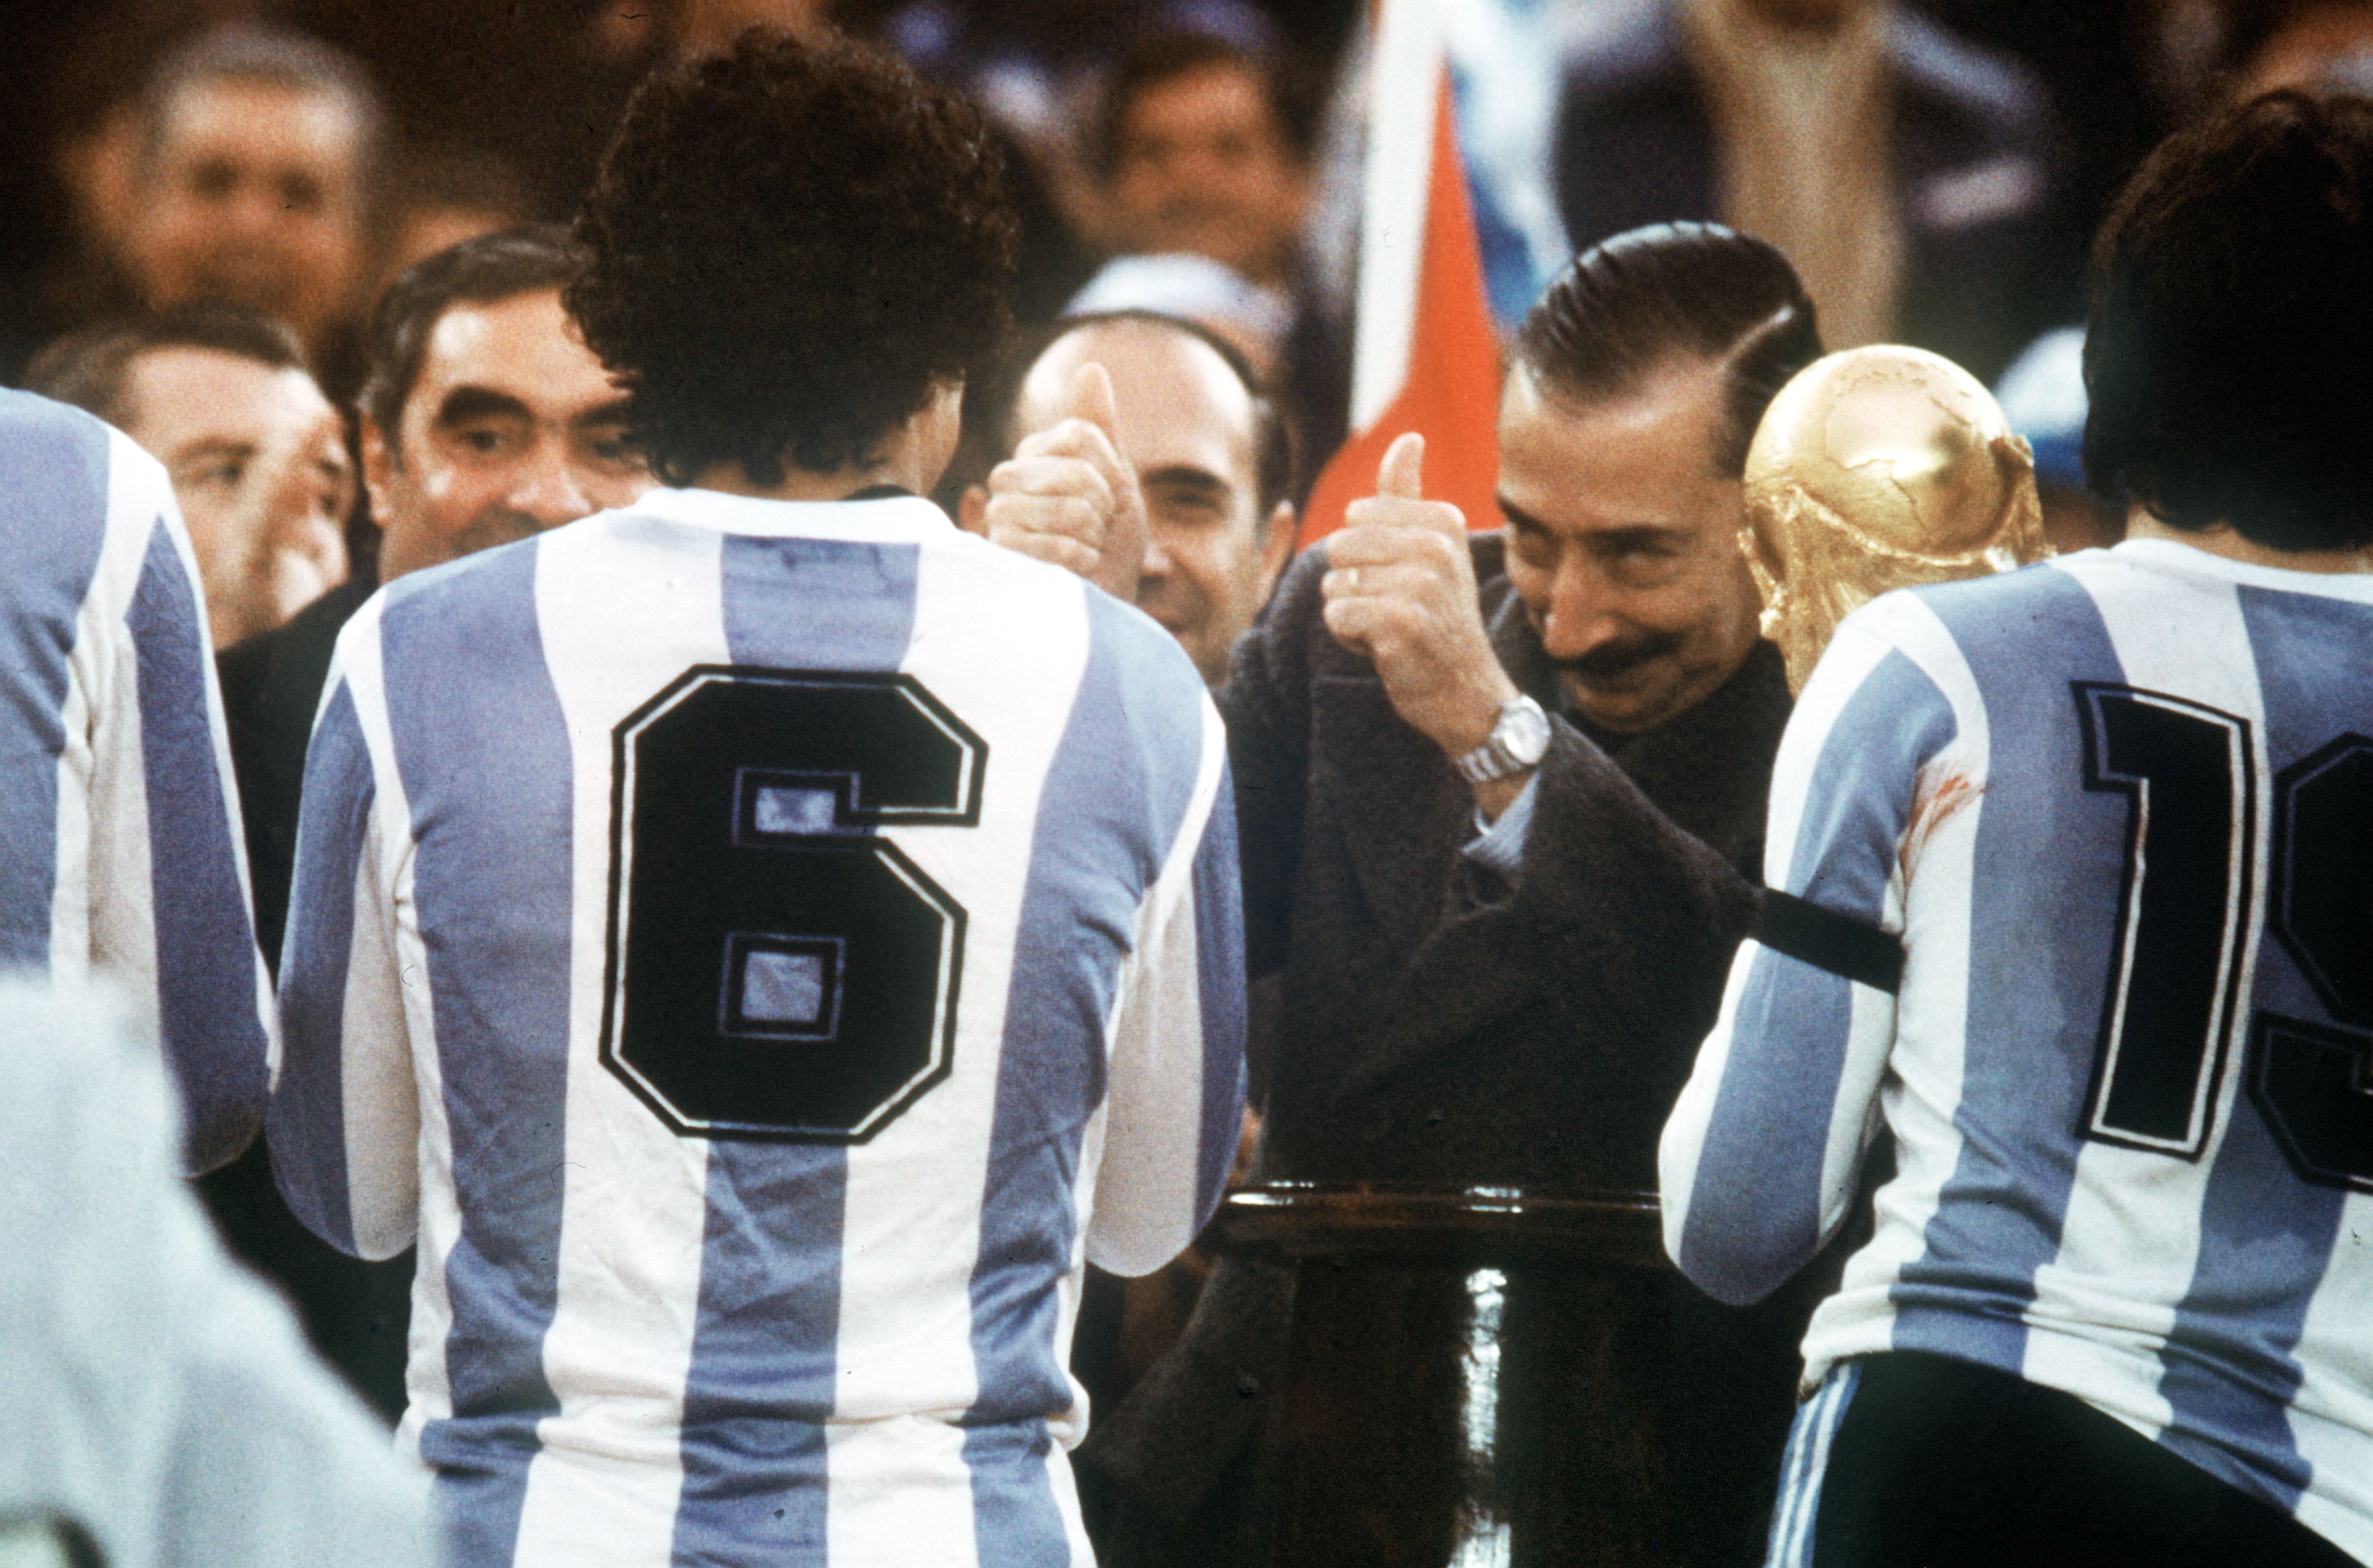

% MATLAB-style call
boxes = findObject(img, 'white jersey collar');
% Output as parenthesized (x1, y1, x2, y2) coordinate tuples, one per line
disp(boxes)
(2106, 535, 2373, 604)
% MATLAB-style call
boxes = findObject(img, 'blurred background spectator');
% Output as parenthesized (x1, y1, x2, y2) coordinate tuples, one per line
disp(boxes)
(369, 146, 538, 305)
(1989, 0, 2373, 551)
(1552, 0, 2060, 383)
(1091, 31, 1317, 292)
(22, 302, 350, 647)
(110, 25, 384, 400)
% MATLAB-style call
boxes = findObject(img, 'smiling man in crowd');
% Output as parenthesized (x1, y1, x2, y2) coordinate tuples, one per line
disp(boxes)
(23, 302, 354, 650)
(115, 25, 384, 396)
(200, 224, 650, 1426)
(965, 310, 1294, 687)
(987, 220, 1828, 1564)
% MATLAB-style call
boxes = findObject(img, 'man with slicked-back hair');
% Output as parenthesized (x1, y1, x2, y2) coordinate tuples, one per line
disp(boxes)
(991, 221, 1835, 1564)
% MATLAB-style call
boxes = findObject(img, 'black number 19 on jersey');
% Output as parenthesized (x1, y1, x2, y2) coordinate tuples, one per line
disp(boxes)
(2076, 682, 2373, 1189)
(599, 666, 986, 1144)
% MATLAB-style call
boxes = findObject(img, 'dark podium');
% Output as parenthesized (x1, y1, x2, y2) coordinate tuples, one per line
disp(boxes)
(1208, 1181, 1763, 1568)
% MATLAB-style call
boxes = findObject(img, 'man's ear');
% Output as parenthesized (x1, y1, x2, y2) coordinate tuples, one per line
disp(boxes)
(360, 414, 397, 526)
(957, 483, 990, 537)
(1256, 500, 1296, 597)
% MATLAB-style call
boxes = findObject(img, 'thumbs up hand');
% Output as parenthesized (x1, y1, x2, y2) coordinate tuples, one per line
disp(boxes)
(1321, 432, 1521, 779)
(983, 362, 1149, 603)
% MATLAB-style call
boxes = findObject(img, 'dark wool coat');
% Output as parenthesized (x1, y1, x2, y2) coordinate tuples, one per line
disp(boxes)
(1083, 537, 1818, 1567)
(1237, 534, 1788, 1191)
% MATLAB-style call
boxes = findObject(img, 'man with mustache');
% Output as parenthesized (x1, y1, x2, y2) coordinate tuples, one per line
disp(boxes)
(988, 221, 1824, 1564)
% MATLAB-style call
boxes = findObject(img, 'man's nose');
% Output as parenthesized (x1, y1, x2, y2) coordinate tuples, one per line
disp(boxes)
(1140, 526, 1177, 580)
(508, 440, 596, 527)
(225, 182, 284, 237)
(1536, 559, 1628, 664)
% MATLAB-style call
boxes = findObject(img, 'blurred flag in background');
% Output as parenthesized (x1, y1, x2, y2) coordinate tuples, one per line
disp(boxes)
(1298, 0, 1508, 546)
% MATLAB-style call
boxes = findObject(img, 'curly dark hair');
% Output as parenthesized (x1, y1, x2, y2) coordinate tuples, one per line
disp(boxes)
(2083, 90, 2373, 550)
(569, 29, 1019, 487)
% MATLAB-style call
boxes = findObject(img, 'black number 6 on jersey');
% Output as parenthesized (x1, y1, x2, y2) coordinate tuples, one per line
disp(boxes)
(599, 666, 985, 1144)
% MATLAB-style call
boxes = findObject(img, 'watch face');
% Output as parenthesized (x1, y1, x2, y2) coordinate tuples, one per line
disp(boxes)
(1503, 698, 1551, 766)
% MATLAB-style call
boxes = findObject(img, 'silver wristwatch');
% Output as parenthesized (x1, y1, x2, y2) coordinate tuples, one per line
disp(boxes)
(1453, 695, 1551, 784)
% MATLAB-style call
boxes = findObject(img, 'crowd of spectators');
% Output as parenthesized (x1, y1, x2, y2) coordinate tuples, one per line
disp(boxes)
(6, 0, 2367, 604)
(3, 2, 2370, 1564)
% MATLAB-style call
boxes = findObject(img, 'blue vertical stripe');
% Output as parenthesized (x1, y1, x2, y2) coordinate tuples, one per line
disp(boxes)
(2149, 586, 2373, 1507)
(666, 534, 922, 1566)
(1191, 767, 1247, 1224)
(1888, 567, 2132, 1368)
(965, 590, 1207, 1567)
(0, 392, 110, 966)
(128, 518, 269, 1170)
(380, 542, 575, 1568)
(1679, 651, 1956, 1306)
(269, 679, 374, 1252)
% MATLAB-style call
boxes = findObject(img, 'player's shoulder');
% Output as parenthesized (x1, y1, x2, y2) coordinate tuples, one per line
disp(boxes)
(372, 529, 549, 637)
(0, 388, 166, 546)
(333, 531, 548, 679)
(1842, 553, 2099, 661)
(922, 523, 1210, 703)
(0, 385, 115, 475)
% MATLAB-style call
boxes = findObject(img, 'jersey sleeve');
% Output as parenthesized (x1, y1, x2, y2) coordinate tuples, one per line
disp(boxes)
(84, 436, 275, 1174)
(1088, 695, 1249, 1277)
(269, 626, 420, 1262)
(1659, 611, 1962, 1306)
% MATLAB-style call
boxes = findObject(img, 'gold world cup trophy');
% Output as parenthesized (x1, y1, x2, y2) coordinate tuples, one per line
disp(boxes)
(1741, 344, 2050, 693)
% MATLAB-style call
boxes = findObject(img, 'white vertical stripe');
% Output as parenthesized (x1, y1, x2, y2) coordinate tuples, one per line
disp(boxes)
(512, 518, 725, 1567)
(1348, 0, 1444, 428)
(835, 539, 1085, 1407)
(72, 448, 171, 1000)
(822, 536, 1088, 1562)
(1800, 595, 1990, 1386)
(2019, 555, 2267, 1436)
(1087, 697, 1230, 1277)
(2289, 1201, 2373, 1568)
(822, 1418, 980, 1565)
(339, 804, 419, 1258)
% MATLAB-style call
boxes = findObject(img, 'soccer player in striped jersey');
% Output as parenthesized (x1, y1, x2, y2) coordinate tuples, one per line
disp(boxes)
(0, 386, 273, 1174)
(1661, 93, 2373, 1568)
(269, 31, 1245, 1568)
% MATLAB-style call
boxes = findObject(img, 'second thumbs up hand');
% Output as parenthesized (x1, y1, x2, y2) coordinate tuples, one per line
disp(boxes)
(982, 362, 1149, 604)
(1321, 432, 1520, 765)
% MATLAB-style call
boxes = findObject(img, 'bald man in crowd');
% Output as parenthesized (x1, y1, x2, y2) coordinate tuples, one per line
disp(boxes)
(963, 310, 1295, 687)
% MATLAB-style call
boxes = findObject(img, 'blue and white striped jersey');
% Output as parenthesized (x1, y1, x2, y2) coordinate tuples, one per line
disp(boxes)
(0, 388, 272, 1173)
(270, 487, 1246, 1568)
(1661, 538, 2373, 1562)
